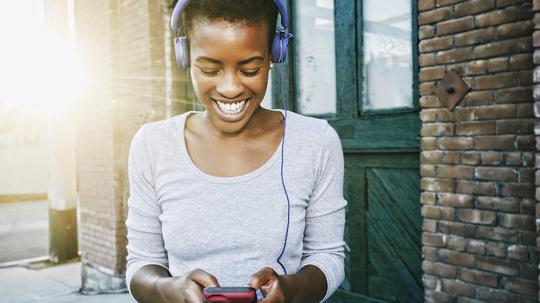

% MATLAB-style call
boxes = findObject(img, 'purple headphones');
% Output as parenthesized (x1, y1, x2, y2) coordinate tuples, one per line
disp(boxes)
(170, 0, 294, 68)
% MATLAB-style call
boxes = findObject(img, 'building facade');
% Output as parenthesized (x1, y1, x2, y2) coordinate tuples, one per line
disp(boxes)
(64, 0, 540, 302)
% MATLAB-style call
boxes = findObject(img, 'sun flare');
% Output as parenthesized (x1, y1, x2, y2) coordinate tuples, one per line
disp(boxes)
(0, 0, 85, 116)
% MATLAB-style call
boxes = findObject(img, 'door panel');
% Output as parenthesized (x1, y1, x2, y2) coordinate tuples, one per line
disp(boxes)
(367, 168, 422, 302)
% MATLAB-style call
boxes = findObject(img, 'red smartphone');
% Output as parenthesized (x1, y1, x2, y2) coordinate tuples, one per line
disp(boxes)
(203, 287, 257, 303)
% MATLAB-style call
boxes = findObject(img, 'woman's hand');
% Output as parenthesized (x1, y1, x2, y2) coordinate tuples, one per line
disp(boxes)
(246, 267, 303, 303)
(155, 268, 220, 303)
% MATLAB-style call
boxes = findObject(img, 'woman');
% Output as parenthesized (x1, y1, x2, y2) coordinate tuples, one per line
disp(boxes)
(125, 1, 346, 302)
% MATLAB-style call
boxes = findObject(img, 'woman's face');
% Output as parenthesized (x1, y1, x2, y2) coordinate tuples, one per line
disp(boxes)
(189, 18, 272, 135)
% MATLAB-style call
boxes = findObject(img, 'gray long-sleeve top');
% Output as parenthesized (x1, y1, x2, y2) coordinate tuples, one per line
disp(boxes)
(125, 110, 347, 302)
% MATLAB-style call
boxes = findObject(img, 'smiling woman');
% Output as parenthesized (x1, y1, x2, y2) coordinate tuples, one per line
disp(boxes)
(0, 0, 85, 116)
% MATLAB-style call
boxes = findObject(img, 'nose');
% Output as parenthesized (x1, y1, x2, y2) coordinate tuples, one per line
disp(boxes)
(216, 71, 244, 99)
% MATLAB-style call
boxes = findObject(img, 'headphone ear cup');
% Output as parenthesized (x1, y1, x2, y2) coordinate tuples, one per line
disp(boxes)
(271, 31, 288, 63)
(174, 36, 190, 68)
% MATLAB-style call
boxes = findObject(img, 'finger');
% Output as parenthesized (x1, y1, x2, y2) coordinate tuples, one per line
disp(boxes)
(259, 280, 282, 303)
(188, 268, 221, 288)
(246, 267, 278, 289)
(184, 286, 204, 303)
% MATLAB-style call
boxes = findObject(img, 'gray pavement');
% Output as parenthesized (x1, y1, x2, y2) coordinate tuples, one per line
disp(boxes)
(0, 200, 48, 263)
(0, 260, 136, 303)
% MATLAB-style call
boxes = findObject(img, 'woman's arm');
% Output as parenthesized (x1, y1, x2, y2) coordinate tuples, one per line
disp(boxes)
(131, 265, 220, 303)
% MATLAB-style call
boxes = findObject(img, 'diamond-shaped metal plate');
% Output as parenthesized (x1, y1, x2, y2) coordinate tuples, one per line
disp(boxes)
(435, 69, 471, 111)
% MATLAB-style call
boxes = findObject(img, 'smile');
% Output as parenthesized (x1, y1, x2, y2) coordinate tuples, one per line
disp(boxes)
(214, 99, 249, 115)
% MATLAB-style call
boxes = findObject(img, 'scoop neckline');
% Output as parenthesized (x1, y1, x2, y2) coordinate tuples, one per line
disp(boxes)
(175, 109, 288, 184)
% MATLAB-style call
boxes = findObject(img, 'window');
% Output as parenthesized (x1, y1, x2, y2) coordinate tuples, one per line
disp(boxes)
(362, 0, 413, 111)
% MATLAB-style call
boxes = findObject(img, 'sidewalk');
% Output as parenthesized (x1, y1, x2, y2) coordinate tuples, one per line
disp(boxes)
(0, 260, 136, 303)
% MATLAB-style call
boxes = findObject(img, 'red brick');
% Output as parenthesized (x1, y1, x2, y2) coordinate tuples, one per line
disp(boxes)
(457, 209, 496, 225)
(422, 138, 438, 150)
(473, 37, 531, 59)
(423, 274, 438, 290)
(425, 290, 456, 303)
(420, 66, 446, 81)
(476, 256, 520, 275)
(419, 54, 436, 67)
(454, 108, 477, 121)
(475, 167, 517, 181)
(497, 20, 534, 40)
(423, 232, 447, 248)
(486, 241, 508, 257)
(436, 165, 474, 179)
(441, 278, 476, 297)
(447, 235, 466, 251)
(419, 25, 436, 39)
(456, 180, 497, 195)
(476, 104, 516, 120)
(480, 151, 503, 165)
(477, 287, 517, 302)
(474, 135, 514, 150)
(436, 17, 474, 35)
(516, 135, 535, 149)
(476, 196, 520, 212)
(421, 178, 455, 192)
(509, 54, 532, 70)
(475, 72, 518, 90)
(498, 213, 535, 230)
(504, 277, 537, 296)
(420, 37, 453, 53)
(462, 91, 493, 107)
(475, 5, 524, 27)
(422, 192, 437, 205)
(460, 268, 498, 287)
(419, 7, 452, 25)
(438, 193, 474, 208)
(497, 119, 534, 135)
(424, 219, 438, 232)
(454, 28, 495, 47)
(517, 103, 534, 117)
(461, 152, 480, 165)
(422, 151, 444, 164)
(437, 0, 465, 6)
(477, 226, 519, 243)
(419, 0, 435, 11)
(455, 0, 495, 17)
(438, 249, 475, 267)
(455, 121, 495, 135)
(424, 246, 438, 262)
(438, 137, 474, 150)
(495, 87, 533, 103)
(422, 123, 454, 136)
(435, 47, 474, 64)
(421, 164, 436, 177)
(500, 183, 534, 198)
(466, 239, 486, 255)
(488, 57, 508, 72)
(423, 261, 457, 278)
(438, 221, 477, 237)
(507, 245, 529, 260)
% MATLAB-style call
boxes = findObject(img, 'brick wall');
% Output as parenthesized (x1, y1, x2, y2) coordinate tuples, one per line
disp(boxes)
(534, 1, 540, 300)
(73, 0, 195, 292)
(418, 0, 538, 302)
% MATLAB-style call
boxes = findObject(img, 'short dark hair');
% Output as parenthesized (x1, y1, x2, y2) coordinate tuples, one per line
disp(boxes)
(174, 0, 279, 51)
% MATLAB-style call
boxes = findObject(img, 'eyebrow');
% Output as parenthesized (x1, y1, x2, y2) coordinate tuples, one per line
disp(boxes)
(195, 56, 265, 65)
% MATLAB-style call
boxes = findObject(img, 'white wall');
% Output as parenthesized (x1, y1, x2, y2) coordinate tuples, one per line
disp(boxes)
(0, 147, 48, 195)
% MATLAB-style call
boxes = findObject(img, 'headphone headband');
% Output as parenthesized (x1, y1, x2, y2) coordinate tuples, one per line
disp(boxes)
(171, 0, 289, 35)
(170, 0, 293, 68)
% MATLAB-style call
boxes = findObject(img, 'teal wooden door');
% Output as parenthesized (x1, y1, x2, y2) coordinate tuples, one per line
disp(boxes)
(276, 1, 423, 302)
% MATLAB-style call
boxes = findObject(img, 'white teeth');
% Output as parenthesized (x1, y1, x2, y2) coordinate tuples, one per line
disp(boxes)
(216, 99, 248, 115)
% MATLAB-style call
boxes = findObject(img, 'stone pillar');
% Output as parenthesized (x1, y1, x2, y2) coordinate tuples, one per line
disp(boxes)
(418, 0, 538, 301)
(44, 0, 78, 264)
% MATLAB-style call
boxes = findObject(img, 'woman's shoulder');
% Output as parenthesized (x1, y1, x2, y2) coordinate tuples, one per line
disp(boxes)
(284, 110, 329, 134)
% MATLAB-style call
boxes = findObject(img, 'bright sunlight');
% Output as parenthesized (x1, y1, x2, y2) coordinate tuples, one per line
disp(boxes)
(0, 0, 85, 116)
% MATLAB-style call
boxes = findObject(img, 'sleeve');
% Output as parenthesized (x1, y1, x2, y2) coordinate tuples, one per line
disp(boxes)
(125, 125, 169, 294)
(299, 123, 347, 302)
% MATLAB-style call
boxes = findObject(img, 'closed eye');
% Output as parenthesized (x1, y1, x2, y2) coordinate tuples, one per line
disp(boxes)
(242, 69, 261, 77)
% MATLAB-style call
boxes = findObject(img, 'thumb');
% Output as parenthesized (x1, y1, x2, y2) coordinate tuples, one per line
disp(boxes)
(246, 267, 277, 289)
